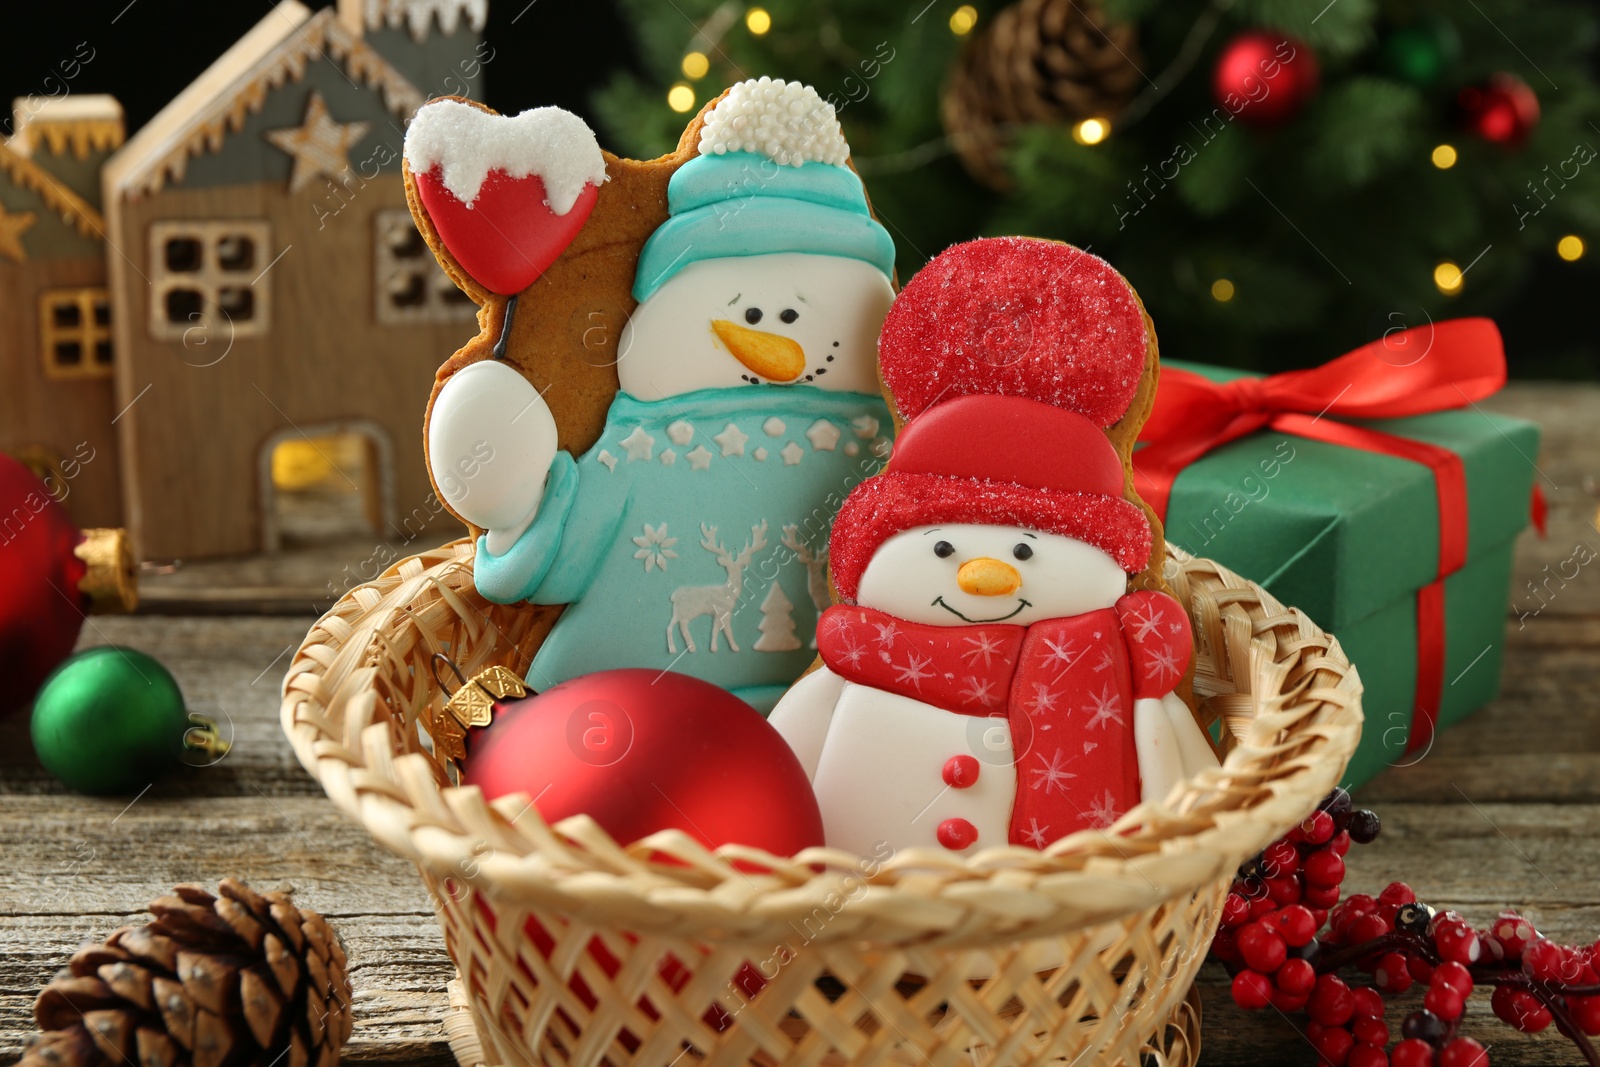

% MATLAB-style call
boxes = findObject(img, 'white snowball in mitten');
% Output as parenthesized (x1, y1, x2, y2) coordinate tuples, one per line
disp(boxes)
(428, 360, 559, 553)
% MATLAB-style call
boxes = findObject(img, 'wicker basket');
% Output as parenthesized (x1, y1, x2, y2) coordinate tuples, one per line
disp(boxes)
(281, 541, 1362, 1067)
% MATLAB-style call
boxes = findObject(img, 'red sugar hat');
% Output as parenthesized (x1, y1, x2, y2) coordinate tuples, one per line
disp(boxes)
(877, 236, 1150, 426)
(829, 397, 1151, 599)
(829, 238, 1155, 600)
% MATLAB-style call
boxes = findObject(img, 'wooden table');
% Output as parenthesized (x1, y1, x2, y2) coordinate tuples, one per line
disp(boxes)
(3, 383, 1596, 1067)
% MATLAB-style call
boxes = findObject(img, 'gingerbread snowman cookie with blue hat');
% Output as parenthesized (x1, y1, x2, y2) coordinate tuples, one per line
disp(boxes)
(415, 79, 898, 712)
(769, 237, 1220, 856)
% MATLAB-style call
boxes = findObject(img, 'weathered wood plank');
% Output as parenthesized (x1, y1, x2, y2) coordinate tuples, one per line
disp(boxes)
(1488, 383, 1600, 621)
(1360, 617, 1600, 804)
(5, 797, 1600, 1064)
(0, 616, 332, 795)
(134, 536, 425, 616)
(0, 795, 451, 1065)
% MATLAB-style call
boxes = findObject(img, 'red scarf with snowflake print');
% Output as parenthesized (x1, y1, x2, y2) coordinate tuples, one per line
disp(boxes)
(815, 591, 1191, 846)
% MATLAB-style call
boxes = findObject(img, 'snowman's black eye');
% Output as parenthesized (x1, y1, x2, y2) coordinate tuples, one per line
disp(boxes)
(745, 307, 763, 325)
(1013, 543, 1033, 561)
(933, 540, 955, 558)
(780, 308, 799, 324)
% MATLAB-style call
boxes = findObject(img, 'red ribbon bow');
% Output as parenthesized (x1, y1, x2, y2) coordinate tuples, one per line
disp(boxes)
(1135, 318, 1507, 519)
(1133, 318, 1508, 756)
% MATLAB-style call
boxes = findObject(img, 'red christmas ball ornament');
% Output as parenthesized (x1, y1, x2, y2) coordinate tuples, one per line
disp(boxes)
(1212, 30, 1320, 129)
(0, 456, 134, 714)
(461, 668, 824, 857)
(1459, 73, 1540, 146)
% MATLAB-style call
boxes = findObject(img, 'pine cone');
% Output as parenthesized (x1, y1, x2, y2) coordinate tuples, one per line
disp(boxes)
(942, 0, 1142, 189)
(21, 880, 352, 1067)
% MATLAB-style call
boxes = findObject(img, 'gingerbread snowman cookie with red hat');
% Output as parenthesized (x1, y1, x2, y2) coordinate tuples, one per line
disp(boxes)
(769, 237, 1218, 857)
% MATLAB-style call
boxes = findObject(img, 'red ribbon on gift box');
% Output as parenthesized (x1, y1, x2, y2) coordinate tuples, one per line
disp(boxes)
(1134, 318, 1508, 755)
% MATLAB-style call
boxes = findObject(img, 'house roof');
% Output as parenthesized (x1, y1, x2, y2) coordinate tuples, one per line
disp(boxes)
(104, 1, 424, 199)
(339, 0, 488, 41)
(0, 138, 105, 239)
(10, 95, 125, 160)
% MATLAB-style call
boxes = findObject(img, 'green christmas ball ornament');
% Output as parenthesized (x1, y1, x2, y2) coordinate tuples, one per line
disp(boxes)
(1381, 16, 1461, 88)
(30, 646, 228, 793)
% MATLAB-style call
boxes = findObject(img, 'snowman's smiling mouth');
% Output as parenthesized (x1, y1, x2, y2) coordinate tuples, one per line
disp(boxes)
(933, 596, 1031, 623)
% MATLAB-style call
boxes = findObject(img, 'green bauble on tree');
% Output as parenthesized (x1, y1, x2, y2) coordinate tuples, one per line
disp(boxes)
(30, 646, 225, 793)
(1380, 15, 1461, 88)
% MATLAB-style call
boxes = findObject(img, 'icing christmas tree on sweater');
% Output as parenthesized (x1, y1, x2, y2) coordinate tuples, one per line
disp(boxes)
(411, 80, 897, 712)
(770, 237, 1219, 856)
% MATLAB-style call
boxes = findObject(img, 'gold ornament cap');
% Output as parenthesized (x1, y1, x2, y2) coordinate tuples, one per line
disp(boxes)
(74, 528, 138, 613)
(429, 661, 528, 763)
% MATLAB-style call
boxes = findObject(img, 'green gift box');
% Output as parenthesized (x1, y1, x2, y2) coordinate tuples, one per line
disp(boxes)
(1140, 341, 1539, 788)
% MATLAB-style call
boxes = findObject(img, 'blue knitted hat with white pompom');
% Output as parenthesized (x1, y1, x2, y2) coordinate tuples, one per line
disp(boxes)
(631, 79, 896, 301)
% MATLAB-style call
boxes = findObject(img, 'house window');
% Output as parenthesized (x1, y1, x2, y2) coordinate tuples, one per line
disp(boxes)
(40, 288, 114, 379)
(148, 221, 272, 342)
(374, 209, 475, 325)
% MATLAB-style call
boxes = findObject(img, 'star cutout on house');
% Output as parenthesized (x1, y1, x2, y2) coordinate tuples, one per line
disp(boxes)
(265, 91, 371, 193)
(780, 440, 805, 466)
(0, 202, 37, 263)
(686, 445, 713, 470)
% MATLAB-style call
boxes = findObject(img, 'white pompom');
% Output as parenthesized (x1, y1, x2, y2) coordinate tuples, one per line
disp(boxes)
(697, 78, 851, 167)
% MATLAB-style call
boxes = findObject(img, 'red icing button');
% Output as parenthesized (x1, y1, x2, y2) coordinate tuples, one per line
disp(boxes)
(937, 818, 979, 850)
(943, 755, 980, 789)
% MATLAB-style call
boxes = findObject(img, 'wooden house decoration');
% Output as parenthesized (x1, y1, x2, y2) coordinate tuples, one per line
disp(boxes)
(0, 0, 488, 559)
(0, 95, 126, 529)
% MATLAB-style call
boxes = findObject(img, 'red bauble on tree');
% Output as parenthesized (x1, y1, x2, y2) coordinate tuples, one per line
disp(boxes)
(0, 456, 135, 714)
(458, 667, 823, 857)
(1212, 30, 1320, 129)
(1459, 73, 1540, 146)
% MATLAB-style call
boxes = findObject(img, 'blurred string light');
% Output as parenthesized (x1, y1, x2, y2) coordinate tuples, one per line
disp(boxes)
(950, 5, 978, 35)
(1211, 278, 1236, 302)
(682, 51, 710, 79)
(746, 7, 771, 34)
(1072, 117, 1110, 145)
(1431, 143, 1458, 169)
(1557, 235, 1585, 261)
(1433, 260, 1464, 294)
(668, 84, 696, 112)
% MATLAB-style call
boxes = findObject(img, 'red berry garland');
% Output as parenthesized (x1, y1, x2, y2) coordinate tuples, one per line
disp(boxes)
(1212, 790, 1600, 1066)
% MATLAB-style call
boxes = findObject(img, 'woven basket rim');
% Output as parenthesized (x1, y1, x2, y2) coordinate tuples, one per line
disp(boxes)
(281, 540, 1362, 945)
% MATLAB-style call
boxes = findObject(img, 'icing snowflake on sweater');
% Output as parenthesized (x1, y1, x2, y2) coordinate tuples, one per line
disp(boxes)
(632, 523, 678, 572)
(1084, 789, 1122, 829)
(1032, 748, 1076, 795)
(1082, 684, 1125, 730)
(697, 77, 849, 167)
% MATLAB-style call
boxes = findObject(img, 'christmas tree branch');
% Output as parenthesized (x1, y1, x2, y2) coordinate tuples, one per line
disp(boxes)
(1117, 0, 1237, 128)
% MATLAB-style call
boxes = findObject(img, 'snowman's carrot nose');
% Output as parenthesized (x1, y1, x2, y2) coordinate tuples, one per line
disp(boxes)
(956, 558, 1022, 597)
(711, 319, 806, 382)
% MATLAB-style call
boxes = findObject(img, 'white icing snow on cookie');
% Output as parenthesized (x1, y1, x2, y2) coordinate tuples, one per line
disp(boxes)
(697, 77, 848, 167)
(404, 99, 609, 212)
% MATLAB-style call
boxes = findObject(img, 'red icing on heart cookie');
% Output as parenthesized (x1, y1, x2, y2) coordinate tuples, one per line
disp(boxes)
(405, 101, 610, 296)
(414, 170, 599, 295)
